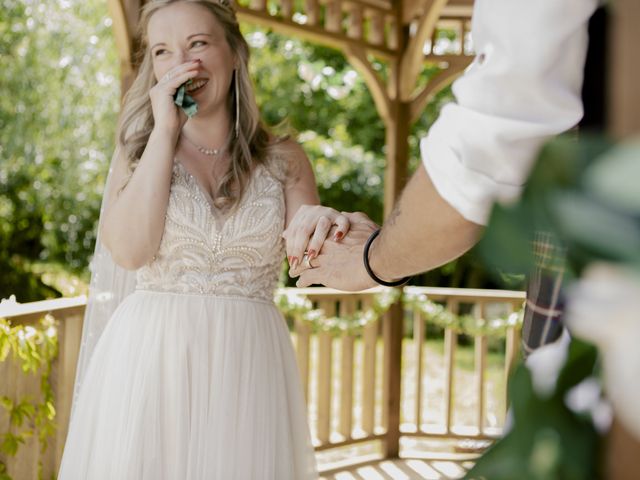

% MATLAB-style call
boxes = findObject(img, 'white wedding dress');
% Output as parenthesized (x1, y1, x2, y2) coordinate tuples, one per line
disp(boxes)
(58, 160, 318, 479)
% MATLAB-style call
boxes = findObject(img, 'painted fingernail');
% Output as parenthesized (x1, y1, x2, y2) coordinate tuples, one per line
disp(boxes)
(334, 231, 344, 241)
(291, 257, 299, 269)
(308, 250, 317, 259)
(288, 256, 293, 264)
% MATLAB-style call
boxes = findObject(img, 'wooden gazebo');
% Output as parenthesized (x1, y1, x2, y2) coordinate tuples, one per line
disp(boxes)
(1, 1, 639, 479)
(106, 0, 640, 476)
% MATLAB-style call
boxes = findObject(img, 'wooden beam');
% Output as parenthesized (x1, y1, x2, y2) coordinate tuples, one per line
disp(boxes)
(409, 58, 471, 122)
(344, 45, 392, 126)
(403, 0, 434, 24)
(399, 0, 449, 101)
(109, 0, 145, 95)
(236, 6, 397, 59)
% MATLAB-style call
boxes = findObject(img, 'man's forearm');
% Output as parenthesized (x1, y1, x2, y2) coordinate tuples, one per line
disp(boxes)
(368, 164, 483, 281)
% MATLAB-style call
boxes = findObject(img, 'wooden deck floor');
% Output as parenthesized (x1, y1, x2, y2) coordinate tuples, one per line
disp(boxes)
(319, 458, 474, 480)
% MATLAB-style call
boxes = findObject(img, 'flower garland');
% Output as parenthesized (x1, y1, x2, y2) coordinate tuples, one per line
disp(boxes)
(403, 291, 524, 337)
(274, 288, 523, 337)
(274, 287, 401, 335)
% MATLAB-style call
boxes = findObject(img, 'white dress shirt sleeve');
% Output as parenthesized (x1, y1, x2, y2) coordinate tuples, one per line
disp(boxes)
(420, 0, 599, 225)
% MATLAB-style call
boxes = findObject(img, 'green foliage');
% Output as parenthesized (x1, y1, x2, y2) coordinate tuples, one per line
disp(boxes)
(477, 136, 640, 282)
(2, 5, 483, 301)
(470, 136, 640, 478)
(0, 316, 57, 479)
(0, 0, 119, 301)
(466, 339, 603, 479)
(246, 26, 386, 223)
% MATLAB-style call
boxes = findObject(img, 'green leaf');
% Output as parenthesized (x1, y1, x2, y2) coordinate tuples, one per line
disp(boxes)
(584, 140, 640, 214)
(1, 432, 24, 457)
(0, 397, 13, 411)
(551, 191, 640, 264)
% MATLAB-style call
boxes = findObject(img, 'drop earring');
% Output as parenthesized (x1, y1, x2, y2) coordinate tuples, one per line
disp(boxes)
(234, 69, 240, 139)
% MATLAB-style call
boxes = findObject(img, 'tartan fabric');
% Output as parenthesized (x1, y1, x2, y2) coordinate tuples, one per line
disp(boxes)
(522, 231, 567, 356)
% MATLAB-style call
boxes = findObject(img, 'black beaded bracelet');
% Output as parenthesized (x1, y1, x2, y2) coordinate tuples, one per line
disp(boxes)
(363, 229, 411, 287)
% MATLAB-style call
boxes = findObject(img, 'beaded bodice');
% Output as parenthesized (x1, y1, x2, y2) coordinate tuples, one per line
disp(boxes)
(136, 161, 285, 301)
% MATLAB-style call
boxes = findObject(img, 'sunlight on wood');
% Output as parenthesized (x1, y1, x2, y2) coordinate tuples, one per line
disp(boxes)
(320, 458, 471, 480)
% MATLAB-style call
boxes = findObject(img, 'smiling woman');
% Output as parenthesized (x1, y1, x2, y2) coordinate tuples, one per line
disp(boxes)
(55, 1, 345, 479)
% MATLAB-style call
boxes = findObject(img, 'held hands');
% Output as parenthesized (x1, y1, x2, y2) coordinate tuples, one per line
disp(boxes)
(149, 59, 201, 136)
(288, 211, 381, 291)
(282, 205, 351, 270)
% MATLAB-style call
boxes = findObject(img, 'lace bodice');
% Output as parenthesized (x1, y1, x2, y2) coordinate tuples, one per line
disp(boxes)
(136, 160, 286, 301)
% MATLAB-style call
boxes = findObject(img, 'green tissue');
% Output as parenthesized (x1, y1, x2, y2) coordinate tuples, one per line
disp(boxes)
(174, 80, 198, 118)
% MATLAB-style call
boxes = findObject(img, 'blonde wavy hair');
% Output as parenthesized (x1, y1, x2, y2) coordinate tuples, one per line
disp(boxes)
(117, 0, 284, 209)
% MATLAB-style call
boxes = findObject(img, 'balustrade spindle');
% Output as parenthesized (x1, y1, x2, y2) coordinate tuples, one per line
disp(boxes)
(473, 303, 487, 433)
(295, 317, 311, 403)
(279, 0, 293, 19)
(413, 309, 425, 429)
(316, 300, 335, 443)
(325, 0, 342, 33)
(361, 317, 378, 434)
(249, 0, 266, 12)
(338, 298, 356, 439)
(443, 300, 458, 433)
(305, 0, 319, 26)
(368, 11, 385, 46)
(347, 5, 363, 40)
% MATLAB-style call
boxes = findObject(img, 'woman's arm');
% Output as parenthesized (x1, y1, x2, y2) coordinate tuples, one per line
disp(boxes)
(280, 140, 350, 268)
(100, 60, 200, 270)
(100, 128, 178, 270)
(281, 140, 320, 228)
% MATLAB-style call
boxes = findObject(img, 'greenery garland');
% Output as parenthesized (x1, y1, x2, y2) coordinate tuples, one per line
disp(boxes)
(275, 288, 523, 337)
(274, 288, 401, 335)
(0, 315, 57, 480)
(403, 291, 524, 337)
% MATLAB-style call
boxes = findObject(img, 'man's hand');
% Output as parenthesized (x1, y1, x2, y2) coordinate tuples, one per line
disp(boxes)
(290, 212, 379, 291)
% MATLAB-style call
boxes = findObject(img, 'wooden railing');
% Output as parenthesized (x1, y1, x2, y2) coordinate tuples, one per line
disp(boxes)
(0, 286, 524, 477)
(400, 288, 523, 446)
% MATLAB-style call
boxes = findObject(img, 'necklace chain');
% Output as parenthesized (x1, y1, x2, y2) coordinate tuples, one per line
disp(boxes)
(183, 135, 225, 156)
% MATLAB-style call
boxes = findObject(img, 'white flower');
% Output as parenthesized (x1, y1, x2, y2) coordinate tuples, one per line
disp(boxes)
(566, 262, 640, 439)
(564, 377, 613, 434)
(525, 329, 570, 397)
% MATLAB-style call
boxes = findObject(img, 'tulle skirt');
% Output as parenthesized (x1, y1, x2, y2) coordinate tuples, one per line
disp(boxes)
(58, 290, 318, 479)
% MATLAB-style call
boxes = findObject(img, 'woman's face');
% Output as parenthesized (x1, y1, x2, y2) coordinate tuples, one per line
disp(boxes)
(147, 2, 236, 116)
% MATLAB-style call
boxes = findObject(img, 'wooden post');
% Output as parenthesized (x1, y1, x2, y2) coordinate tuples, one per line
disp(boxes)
(107, 0, 142, 97)
(382, 301, 403, 458)
(380, 2, 408, 460)
(606, 0, 640, 476)
(383, 100, 411, 217)
(609, 0, 640, 138)
(383, 2, 411, 216)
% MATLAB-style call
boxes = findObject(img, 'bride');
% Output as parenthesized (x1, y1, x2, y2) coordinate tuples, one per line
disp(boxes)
(58, 1, 346, 478)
